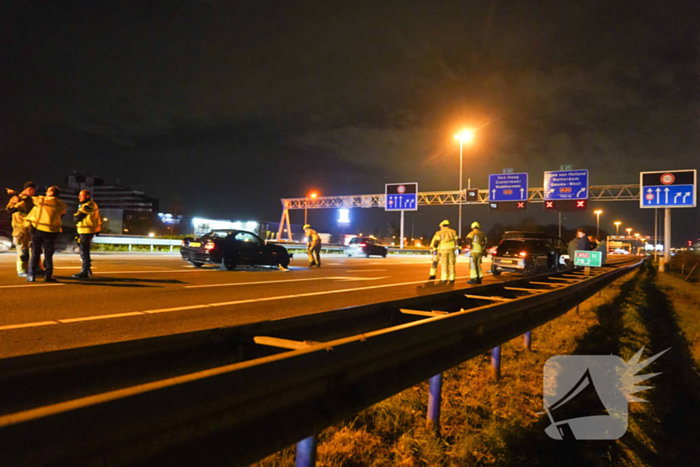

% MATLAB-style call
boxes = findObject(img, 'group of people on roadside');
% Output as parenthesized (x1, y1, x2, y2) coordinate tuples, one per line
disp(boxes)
(567, 228, 607, 265)
(5, 181, 102, 282)
(428, 219, 486, 285)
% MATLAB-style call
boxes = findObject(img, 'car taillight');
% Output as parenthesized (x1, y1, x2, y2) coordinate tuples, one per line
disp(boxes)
(359, 243, 367, 247)
(204, 241, 216, 251)
(519, 251, 528, 257)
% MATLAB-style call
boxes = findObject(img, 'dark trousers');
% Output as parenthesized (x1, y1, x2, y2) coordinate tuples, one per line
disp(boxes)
(79, 233, 94, 272)
(29, 229, 58, 278)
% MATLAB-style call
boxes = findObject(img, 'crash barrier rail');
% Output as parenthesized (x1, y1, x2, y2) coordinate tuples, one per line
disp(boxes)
(0, 257, 644, 467)
(92, 235, 182, 252)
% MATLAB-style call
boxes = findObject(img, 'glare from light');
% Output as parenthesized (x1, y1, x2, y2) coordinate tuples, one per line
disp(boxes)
(454, 128, 475, 143)
(338, 208, 350, 224)
(148, 232, 155, 237)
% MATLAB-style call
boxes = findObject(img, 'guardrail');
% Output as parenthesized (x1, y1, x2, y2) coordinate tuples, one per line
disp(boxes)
(92, 235, 182, 252)
(0, 258, 644, 466)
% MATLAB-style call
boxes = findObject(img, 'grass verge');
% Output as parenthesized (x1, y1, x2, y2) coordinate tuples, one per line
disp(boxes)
(253, 264, 700, 466)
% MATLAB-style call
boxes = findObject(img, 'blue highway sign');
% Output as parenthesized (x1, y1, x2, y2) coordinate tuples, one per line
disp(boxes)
(640, 170, 696, 208)
(544, 170, 589, 200)
(385, 182, 418, 211)
(488, 173, 528, 201)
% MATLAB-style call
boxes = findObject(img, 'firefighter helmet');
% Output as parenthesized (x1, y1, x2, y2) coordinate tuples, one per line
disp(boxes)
(471, 221, 480, 229)
(303, 224, 311, 230)
(439, 220, 450, 227)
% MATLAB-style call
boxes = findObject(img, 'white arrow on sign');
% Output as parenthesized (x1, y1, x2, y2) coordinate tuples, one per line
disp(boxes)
(492, 189, 496, 198)
(656, 188, 661, 204)
(576, 188, 586, 197)
(664, 187, 669, 204)
(683, 192, 691, 203)
(647, 188, 653, 204)
(674, 193, 681, 203)
(547, 189, 554, 195)
(520, 188, 524, 198)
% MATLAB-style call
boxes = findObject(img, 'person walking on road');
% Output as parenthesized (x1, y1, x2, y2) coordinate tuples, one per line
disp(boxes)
(72, 189, 102, 279)
(303, 224, 322, 268)
(466, 221, 486, 284)
(568, 228, 592, 267)
(24, 186, 66, 283)
(5, 181, 36, 277)
(429, 220, 458, 284)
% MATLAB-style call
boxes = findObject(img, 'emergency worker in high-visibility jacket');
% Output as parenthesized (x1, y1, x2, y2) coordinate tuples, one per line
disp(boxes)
(429, 220, 458, 283)
(466, 221, 487, 284)
(24, 186, 66, 283)
(5, 181, 36, 276)
(303, 224, 322, 268)
(72, 189, 102, 279)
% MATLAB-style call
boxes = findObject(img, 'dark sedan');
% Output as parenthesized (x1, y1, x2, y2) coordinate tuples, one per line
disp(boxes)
(491, 238, 558, 276)
(346, 236, 388, 258)
(181, 230, 291, 270)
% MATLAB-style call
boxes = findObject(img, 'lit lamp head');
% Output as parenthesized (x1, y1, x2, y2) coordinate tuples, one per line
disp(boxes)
(454, 129, 475, 143)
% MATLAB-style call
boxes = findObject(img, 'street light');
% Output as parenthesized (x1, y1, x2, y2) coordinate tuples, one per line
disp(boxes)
(594, 209, 603, 236)
(614, 221, 621, 236)
(626, 228, 632, 237)
(305, 192, 318, 225)
(454, 128, 475, 240)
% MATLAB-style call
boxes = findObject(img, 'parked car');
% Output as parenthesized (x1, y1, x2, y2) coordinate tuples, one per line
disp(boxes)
(181, 230, 291, 270)
(502, 231, 568, 267)
(0, 234, 11, 252)
(491, 238, 559, 276)
(346, 236, 388, 258)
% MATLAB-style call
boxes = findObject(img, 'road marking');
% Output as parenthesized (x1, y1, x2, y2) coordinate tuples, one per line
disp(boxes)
(0, 321, 58, 331)
(53, 267, 99, 269)
(89, 269, 218, 275)
(345, 269, 388, 272)
(184, 276, 388, 289)
(0, 275, 476, 331)
(58, 312, 145, 323)
(0, 283, 65, 289)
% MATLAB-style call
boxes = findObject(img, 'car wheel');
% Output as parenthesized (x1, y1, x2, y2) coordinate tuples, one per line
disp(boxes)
(188, 261, 203, 268)
(491, 264, 501, 276)
(382, 250, 387, 258)
(347, 254, 352, 257)
(365, 252, 370, 258)
(220, 256, 236, 271)
(279, 256, 290, 268)
(524, 261, 537, 276)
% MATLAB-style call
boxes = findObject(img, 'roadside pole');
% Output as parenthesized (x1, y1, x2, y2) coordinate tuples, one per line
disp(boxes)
(400, 210, 405, 249)
(661, 207, 671, 272)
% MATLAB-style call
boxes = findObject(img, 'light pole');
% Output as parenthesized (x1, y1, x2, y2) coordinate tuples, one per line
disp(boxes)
(454, 129, 474, 240)
(626, 228, 632, 237)
(614, 221, 621, 236)
(305, 192, 317, 225)
(594, 210, 603, 236)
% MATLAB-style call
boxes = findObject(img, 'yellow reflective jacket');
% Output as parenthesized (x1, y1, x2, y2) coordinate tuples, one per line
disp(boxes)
(75, 199, 102, 234)
(306, 229, 321, 248)
(24, 196, 66, 233)
(431, 228, 458, 252)
(5, 193, 34, 236)
(467, 229, 486, 254)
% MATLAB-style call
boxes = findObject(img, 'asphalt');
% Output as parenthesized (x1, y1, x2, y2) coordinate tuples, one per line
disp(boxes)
(0, 251, 503, 358)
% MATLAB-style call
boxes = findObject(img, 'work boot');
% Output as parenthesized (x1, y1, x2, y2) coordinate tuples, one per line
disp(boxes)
(308, 263, 316, 268)
(45, 276, 59, 283)
(26, 276, 35, 282)
(449, 280, 455, 284)
(467, 279, 478, 284)
(88, 268, 93, 276)
(428, 275, 436, 280)
(439, 280, 447, 284)
(18, 272, 28, 277)
(476, 278, 482, 284)
(73, 271, 89, 279)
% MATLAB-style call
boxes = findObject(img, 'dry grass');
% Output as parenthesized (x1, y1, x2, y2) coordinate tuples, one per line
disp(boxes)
(254, 265, 700, 466)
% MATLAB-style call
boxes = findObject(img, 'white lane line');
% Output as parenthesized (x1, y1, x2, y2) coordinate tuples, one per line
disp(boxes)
(53, 267, 99, 269)
(345, 269, 387, 272)
(0, 321, 59, 331)
(0, 283, 65, 289)
(184, 276, 387, 289)
(58, 312, 145, 323)
(0, 276, 472, 331)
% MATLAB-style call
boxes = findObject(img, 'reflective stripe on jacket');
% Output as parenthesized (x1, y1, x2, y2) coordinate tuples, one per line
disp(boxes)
(25, 196, 66, 233)
(431, 228, 458, 252)
(75, 199, 102, 234)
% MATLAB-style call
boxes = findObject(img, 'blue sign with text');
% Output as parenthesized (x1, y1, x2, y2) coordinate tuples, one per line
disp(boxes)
(544, 170, 589, 200)
(488, 173, 528, 201)
(640, 170, 696, 208)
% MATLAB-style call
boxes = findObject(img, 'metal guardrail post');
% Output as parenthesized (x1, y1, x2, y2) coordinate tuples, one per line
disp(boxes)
(295, 435, 317, 467)
(129, 244, 132, 252)
(426, 373, 443, 432)
(524, 331, 532, 350)
(491, 346, 501, 381)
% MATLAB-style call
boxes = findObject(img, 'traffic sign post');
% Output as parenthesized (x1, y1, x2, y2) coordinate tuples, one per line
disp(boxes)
(639, 170, 697, 273)
(385, 183, 418, 250)
(544, 170, 589, 200)
(488, 173, 528, 202)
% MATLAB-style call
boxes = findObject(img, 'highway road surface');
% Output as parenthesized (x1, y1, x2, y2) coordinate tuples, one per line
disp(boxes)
(0, 251, 504, 358)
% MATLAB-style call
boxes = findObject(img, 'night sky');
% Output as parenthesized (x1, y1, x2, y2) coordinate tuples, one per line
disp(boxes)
(2, 1, 698, 243)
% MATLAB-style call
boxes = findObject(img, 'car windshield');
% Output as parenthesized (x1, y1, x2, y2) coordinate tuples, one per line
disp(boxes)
(233, 232, 260, 243)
